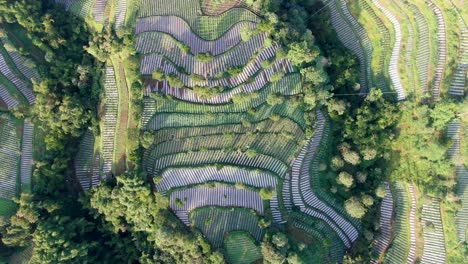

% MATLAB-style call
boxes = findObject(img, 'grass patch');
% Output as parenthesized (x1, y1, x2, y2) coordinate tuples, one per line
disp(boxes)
(224, 231, 262, 264)
(0, 198, 17, 216)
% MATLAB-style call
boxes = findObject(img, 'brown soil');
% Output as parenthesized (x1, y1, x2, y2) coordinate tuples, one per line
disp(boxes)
(113, 57, 130, 176)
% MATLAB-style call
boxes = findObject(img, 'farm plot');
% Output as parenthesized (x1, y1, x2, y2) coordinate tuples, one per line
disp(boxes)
(190, 207, 264, 247)
(420, 197, 446, 264)
(75, 130, 96, 191)
(201, 0, 247, 16)
(370, 182, 394, 263)
(328, 0, 372, 92)
(136, 31, 267, 77)
(114, 0, 127, 29)
(350, 0, 391, 92)
(135, 17, 259, 56)
(456, 166, 468, 242)
(0, 33, 40, 83)
(69, 0, 95, 18)
(0, 84, 18, 110)
(0, 116, 20, 201)
(0, 54, 35, 104)
(144, 101, 307, 132)
(289, 111, 359, 248)
(93, 0, 108, 23)
(224, 231, 262, 264)
(138, 0, 259, 40)
(148, 150, 288, 178)
(404, 1, 431, 96)
(20, 120, 33, 190)
(155, 166, 277, 193)
(144, 118, 304, 149)
(384, 182, 410, 264)
(141, 58, 294, 103)
(146, 132, 300, 165)
(426, 1, 446, 102)
(101, 67, 118, 176)
(449, 19, 467, 96)
(373, 0, 406, 101)
(145, 73, 302, 115)
(169, 186, 264, 225)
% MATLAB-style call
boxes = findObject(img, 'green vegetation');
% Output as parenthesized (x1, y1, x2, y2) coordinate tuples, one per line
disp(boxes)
(224, 231, 262, 264)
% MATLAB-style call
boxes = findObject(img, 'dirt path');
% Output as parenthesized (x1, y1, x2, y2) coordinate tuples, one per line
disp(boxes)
(112, 55, 129, 176)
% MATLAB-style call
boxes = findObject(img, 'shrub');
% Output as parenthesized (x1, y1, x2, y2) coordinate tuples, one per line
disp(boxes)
(195, 52, 213, 62)
(259, 188, 274, 200)
(266, 94, 284, 106)
(152, 69, 164, 80)
(166, 74, 184, 87)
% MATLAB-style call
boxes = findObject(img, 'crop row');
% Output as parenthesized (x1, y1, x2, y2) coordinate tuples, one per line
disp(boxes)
(190, 207, 263, 247)
(169, 186, 264, 225)
(155, 166, 277, 193)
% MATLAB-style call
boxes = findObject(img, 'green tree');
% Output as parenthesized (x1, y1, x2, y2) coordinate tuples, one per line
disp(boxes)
(337, 172, 354, 188)
(287, 41, 319, 65)
(344, 197, 367, 219)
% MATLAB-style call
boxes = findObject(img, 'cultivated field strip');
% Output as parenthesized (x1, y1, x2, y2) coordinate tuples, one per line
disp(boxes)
(190, 207, 264, 247)
(371, 182, 394, 263)
(114, 0, 127, 29)
(155, 166, 277, 193)
(101, 67, 118, 176)
(54, 0, 77, 10)
(384, 182, 410, 264)
(144, 118, 304, 148)
(0, 54, 35, 104)
(93, 0, 107, 23)
(292, 219, 344, 263)
(404, 23, 416, 93)
(404, 2, 431, 95)
(447, 120, 461, 159)
(0, 84, 18, 110)
(138, 0, 259, 40)
(0, 36, 40, 83)
(139, 42, 284, 91)
(270, 194, 286, 224)
(19, 120, 33, 187)
(137, 31, 267, 76)
(407, 185, 417, 264)
(359, 0, 390, 91)
(136, 17, 258, 56)
(340, 0, 373, 92)
(455, 165, 468, 242)
(75, 130, 95, 191)
(290, 111, 359, 248)
(147, 132, 299, 165)
(328, 0, 370, 92)
(142, 59, 293, 104)
(290, 212, 345, 262)
(373, 0, 406, 101)
(91, 154, 101, 188)
(201, 0, 246, 16)
(69, 0, 94, 18)
(282, 173, 292, 210)
(149, 150, 288, 177)
(420, 197, 446, 264)
(0, 118, 20, 200)
(145, 74, 303, 114)
(145, 102, 306, 132)
(170, 186, 264, 225)
(449, 19, 468, 96)
(427, 1, 446, 102)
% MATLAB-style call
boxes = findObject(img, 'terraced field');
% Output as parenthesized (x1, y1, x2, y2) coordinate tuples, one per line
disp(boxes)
(136, 0, 359, 257)
(0, 30, 36, 219)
